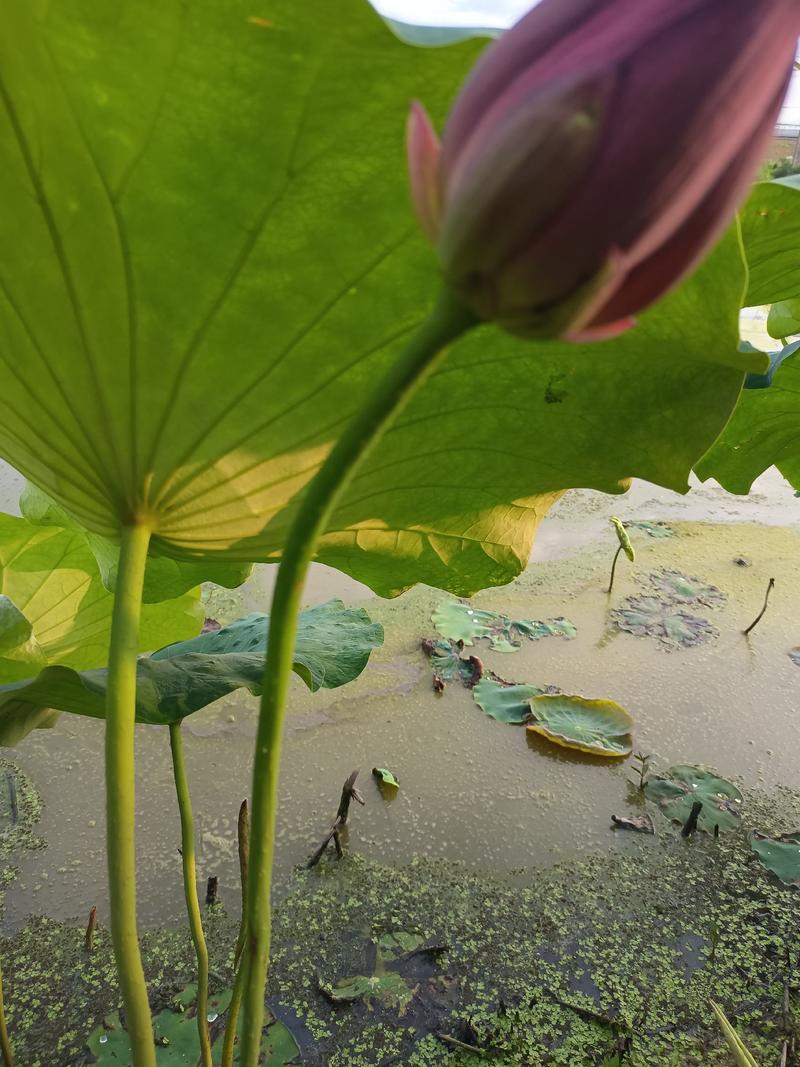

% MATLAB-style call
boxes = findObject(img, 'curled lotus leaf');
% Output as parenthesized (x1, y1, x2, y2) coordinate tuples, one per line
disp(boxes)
(643, 569, 726, 608)
(526, 694, 634, 758)
(645, 765, 742, 834)
(372, 767, 399, 789)
(610, 517, 635, 561)
(749, 831, 800, 885)
(472, 676, 557, 724)
(612, 595, 717, 649)
(432, 600, 576, 653)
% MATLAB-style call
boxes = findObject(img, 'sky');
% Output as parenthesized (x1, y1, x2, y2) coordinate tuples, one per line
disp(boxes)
(373, 0, 800, 126)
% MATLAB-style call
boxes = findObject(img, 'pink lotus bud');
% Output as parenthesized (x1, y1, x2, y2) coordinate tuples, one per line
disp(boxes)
(407, 0, 800, 340)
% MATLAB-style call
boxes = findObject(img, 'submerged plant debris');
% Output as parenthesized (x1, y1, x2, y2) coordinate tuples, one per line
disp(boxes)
(420, 637, 483, 690)
(641, 569, 726, 608)
(645, 766, 743, 834)
(432, 600, 576, 653)
(624, 521, 674, 539)
(526, 694, 634, 758)
(611, 595, 718, 649)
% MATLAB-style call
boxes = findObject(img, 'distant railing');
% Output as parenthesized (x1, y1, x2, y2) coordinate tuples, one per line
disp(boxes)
(776, 123, 800, 138)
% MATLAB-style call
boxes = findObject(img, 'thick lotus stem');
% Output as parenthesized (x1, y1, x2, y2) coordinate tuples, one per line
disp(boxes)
(105, 523, 155, 1067)
(237, 290, 476, 1067)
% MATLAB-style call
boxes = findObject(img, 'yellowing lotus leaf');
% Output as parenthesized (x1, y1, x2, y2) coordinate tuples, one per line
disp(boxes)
(526, 694, 634, 758)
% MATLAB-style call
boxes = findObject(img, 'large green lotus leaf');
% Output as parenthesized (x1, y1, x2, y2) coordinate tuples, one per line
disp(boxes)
(526, 695, 634, 757)
(766, 299, 800, 340)
(695, 343, 800, 491)
(0, 599, 383, 743)
(0, 0, 762, 598)
(740, 178, 800, 306)
(19, 483, 252, 603)
(151, 599, 384, 691)
(749, 831, 800, 886)
(645, 765, 742, 834)
(0, 512, 200, 679)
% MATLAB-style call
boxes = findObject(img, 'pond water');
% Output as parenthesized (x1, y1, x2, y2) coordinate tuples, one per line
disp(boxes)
(3, 465, 800, 933)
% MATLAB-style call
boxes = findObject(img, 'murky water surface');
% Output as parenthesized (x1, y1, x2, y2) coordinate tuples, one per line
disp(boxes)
(3, 465, 799, 931)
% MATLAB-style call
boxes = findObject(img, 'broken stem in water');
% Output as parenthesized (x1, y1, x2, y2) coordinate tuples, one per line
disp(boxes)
(105, 523, 155, 1067)
(743, 577, 775, 636)
(237, 289, 477, 1067)
(169, 721, 212, 1067)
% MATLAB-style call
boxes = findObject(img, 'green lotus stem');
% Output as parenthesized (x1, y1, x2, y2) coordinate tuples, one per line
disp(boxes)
(0, 956, 14, 1067)
(237, 289, 476, 1066)
(168, 722, 212, 1067)
(607, 544, 623, 594)
(234, 799, 250, 971)
(220, 959, 245, 1067)
(220, 800, 250, 1067)
(105, 523, 155, 1067)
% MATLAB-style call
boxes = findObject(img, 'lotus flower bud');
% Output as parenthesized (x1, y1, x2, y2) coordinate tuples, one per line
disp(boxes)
(407, 0, 800, 341)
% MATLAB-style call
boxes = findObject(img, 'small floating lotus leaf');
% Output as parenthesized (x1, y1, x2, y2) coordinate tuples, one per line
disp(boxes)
(610, 517, 635, 561)
(375, 931, 425, 959)
(373, 767, 399, 789)
(625, 520, 674, 539)
(644, 569, 725, 607)
(645, 765, 742, 833)
(612, 595, 717, 649)
(472, 677, 554, 724)
(526, 695, 634, 757)
(432, 600, 576, 653)
(749, 831, 800, 885)
(319, 972, 414, 1012)
(87, 995, 298, 1064)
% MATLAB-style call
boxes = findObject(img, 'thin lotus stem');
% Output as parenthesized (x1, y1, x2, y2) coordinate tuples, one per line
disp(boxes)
(105, 523, 155, 1067)
(220, 959, 246, 1067)
(237, 289, 477, 1066)
(220, 800, 250, 1067)
(607, 544, 623, 594)
(168, 722, 212, 1067)
(743, 577, 775, 636)
(0, 955, 14, 1067)
(234, 799, 250, 971)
